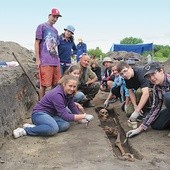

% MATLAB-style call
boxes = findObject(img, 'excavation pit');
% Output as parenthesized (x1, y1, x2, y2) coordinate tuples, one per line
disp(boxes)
(95, 106, 144, 161)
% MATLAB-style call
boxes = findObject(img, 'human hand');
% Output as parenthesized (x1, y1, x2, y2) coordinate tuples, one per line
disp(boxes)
(104, 100, 109, 108)
(78, 119, 88, 124)
(126, 128, 141, 138)
(129, 111, 140, 122)
(75, 102, 84, 113)
(84, 113, 94, 121)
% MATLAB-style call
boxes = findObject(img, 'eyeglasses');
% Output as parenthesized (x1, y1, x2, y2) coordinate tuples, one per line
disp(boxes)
(119, 68, 129, 76)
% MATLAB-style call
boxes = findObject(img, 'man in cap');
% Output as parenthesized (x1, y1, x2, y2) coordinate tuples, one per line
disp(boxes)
(35, 8, 62, 99)
(76, 38, 87, 62)
(126, 62, 170, 138)
(58, 25, 77, 75)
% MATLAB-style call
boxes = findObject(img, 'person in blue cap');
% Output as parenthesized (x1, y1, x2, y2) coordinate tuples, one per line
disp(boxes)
(58, 25, 77, 75)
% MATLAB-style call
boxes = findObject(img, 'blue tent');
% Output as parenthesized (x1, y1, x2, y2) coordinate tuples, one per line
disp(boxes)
(110, 43, 153, 54)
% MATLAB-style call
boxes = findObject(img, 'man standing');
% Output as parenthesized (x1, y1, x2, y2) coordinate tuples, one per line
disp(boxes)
(76, 38, 87, 62)
(117, 61, 150, 121)
(35, 8, 61, 99)
(77, 53, 100, 107)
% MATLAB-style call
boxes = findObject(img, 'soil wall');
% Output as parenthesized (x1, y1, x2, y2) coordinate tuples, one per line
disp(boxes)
(0, 41, 37, 139)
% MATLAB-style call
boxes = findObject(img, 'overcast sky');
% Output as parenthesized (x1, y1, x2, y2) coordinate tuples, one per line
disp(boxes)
(0, 0, 170, 52)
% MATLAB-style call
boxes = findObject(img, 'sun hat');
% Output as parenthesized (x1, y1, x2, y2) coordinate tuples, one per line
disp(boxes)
(64, 25, 75, 34)
(143, 62, 161, 77)
(50, 8, 62, 17)
(102, 57, 113, 65)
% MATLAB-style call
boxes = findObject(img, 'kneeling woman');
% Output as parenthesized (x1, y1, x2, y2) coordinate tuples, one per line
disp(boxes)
(13, 75, 94, 138)
(127, 62, 170, 138)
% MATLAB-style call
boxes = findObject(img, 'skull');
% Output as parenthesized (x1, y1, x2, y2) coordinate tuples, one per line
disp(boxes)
(98, 108, 109, 121)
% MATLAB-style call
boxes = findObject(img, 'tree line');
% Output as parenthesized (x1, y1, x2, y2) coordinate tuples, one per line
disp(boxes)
(87, 37, 170, 61)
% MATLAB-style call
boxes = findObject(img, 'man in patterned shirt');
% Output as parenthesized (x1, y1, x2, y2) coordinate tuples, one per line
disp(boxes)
(127, 62, 170, 138)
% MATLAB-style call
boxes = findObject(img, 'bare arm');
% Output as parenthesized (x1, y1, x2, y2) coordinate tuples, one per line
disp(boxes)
(135, 87, 149, 113)
(106, 91, 113, 101)
(87, 76, 98, 85)
(35, 39, 41, 67)
(128, 89, 137, 108)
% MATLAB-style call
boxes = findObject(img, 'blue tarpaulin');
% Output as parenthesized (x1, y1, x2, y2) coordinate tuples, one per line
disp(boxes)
(110, 43, 153, 54)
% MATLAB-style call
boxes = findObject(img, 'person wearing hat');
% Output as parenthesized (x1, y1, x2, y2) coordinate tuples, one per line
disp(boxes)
(35, 8, 62, 100)
(76, 38, 87, 62)
(58, 25, 77, 75)
(100, 57, 115, 91)
(126, 62, 170, 138)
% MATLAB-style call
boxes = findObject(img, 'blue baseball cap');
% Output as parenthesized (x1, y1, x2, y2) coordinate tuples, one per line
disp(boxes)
(64, 25, 75, 34)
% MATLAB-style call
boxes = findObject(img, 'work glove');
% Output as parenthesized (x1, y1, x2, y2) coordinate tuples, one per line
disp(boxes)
(126, 128, 141, 138)
(129, 111, 140, 122)
(84, 113, 94, 121)
(104, 99, 109, 108)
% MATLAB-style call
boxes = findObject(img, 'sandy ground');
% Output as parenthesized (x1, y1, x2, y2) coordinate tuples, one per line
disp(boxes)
(0, 91, 169, 170)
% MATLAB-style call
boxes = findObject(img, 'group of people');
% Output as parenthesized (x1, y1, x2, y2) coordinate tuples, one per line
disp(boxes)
(101, 58, 170, 138)
(34, 8, 87, 99)
(13, 8, 97, 139)
(13, 8, 170, 140)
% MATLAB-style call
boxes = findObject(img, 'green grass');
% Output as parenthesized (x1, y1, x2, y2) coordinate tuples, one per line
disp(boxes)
(153, 57, 169, 62)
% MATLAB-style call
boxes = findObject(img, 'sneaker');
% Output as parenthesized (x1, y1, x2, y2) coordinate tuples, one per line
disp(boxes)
(13, 128, 27, 139)
(23, 123, 35, 128)
(136, 113, 145, 122)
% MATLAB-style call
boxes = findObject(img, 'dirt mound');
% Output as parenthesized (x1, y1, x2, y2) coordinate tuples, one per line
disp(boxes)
(0, 41, 36, 82)
(163, 58, 170, 73)
(0, 41, 34, 64)
(106, 51, 148, 65)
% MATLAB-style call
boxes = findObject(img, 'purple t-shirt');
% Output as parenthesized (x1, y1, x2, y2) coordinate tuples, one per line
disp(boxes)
(32, 85, 79, 121)
(35, 22, 60, 66)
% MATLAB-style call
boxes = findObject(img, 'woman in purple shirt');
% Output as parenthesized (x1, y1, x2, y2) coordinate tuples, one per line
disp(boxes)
(13, 75, 94, 138)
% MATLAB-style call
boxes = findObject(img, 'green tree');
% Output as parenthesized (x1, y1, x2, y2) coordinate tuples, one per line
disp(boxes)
(120, 37, 143, 44)
(87, 47, 106, 60)
(154, 45, 170, 58)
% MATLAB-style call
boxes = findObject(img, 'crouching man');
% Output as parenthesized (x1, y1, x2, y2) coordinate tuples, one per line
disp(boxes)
(117, 61, 151, 121)
(77, 53, 100, 107)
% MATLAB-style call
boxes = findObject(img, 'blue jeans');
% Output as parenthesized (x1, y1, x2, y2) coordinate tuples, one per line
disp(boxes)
(60, 63, 70, 75)
(151, 92, 170, 130)
(25, 112, 70, 136)
(74, 91, 85, 102)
